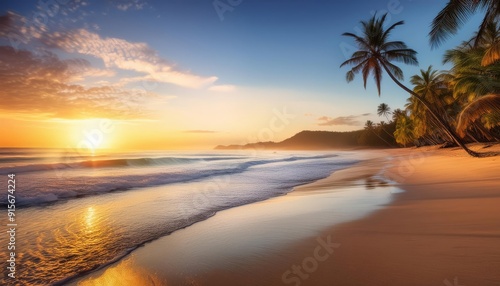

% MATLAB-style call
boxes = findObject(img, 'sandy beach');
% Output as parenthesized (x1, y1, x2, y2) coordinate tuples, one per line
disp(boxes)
(72, 145, 500, 286)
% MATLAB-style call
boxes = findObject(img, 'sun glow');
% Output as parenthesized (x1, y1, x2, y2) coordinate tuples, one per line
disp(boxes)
(64, 118, 117, 152)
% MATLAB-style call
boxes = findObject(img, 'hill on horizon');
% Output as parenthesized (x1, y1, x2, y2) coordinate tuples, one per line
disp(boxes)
(214, 130, 397, 150)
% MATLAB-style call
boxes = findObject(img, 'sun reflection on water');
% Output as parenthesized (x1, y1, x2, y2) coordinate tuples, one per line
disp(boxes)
(84, 206, 96, 230)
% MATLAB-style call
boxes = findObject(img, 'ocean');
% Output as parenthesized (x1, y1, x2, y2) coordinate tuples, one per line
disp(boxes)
(0, 148, 360, 285)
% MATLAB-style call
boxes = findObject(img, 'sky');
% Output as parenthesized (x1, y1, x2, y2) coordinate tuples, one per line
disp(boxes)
(0, 0, 483, 150)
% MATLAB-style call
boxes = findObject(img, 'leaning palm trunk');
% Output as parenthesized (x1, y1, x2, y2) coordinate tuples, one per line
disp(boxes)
(380, 62, 480, 157)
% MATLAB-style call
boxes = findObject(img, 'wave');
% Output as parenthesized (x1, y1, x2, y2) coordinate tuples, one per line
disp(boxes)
(0, 155, 245, 175)
(1, 154, 343, 208)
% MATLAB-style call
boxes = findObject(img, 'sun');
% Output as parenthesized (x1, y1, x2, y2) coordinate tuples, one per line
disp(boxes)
(63, 118, 116, 153)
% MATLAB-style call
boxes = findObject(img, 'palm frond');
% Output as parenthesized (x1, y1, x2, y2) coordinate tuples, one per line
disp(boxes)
(481, 41, 500, 66)
(382, 20, 404, 42)
(384, 49, 419, 65)
(341, 32, 371, 50)
(383, 61, 404, 80)
(473, 6, 494, 47)
(346, 70, 355, 82)
(456, 93, 500, 136)
(373, 61, 383, 95)
(340, 54, 368, 68)
(380, 41, 408, 51)
(429, 0, 475, 48)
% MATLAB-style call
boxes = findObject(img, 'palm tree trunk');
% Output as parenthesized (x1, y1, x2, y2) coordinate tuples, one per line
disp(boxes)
(380, 62, 480, 157)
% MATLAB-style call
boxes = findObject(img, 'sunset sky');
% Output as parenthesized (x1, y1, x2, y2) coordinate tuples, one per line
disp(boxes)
(0, 0, 482, 150)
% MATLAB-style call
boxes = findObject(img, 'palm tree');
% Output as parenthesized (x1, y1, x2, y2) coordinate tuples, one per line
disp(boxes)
(340, 13, 479, 156)
(363, 120, 394, 147)
(364, 120, 374, 130)
(392, 108, 405, 122)
(377, 103, 391, 121)
(429, 0, 500, 51)
(410, 66, 449, 104)
(394, 113, 414, 147)
(408, 66, 457, 140)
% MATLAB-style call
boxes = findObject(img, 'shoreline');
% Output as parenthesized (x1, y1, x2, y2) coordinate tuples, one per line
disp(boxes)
(71, 150, 397, 286)
(72, 146, 500, 285)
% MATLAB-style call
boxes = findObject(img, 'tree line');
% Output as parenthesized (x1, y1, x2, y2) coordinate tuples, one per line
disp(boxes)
(341, 1, 500, 156)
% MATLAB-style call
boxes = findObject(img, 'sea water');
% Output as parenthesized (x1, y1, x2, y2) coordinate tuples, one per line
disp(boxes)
(0, 148, 359, 285)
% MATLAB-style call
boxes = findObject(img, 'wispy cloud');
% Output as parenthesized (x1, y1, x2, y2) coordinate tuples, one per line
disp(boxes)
(113, 0, 147, 11)
(317, 113, 370, 126)
(208, 84, 236, 92)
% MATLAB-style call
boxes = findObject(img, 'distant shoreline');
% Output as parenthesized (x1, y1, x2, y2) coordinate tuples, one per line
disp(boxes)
(214, 130, 498, 151)
(214, 130, 400, 150)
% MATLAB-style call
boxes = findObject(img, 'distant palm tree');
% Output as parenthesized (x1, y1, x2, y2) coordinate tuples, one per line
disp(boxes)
(377, 103, 391, 121)
(391, 108, 405, 122)
(364, 120, 374, 130)
(429, 0, 500, 51)
(341, 14, 479, 156)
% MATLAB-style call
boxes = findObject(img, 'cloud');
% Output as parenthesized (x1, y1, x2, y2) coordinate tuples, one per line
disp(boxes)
(0, 12, 45, 48)
(208, 85, 236, 92)
(112, 0, 147, 11)
(41, 28, 218, 88)
(318, 113, 371, 126)
(0, 46, 161, 119)
(183, 130, 218, 134)
(0, 12, 221, 89)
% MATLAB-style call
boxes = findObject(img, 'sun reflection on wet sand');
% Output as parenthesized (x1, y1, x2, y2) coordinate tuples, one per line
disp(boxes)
(76, 259, 164, 286)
